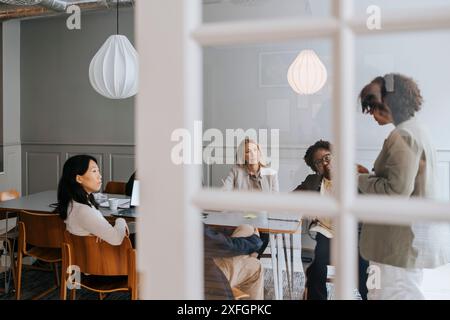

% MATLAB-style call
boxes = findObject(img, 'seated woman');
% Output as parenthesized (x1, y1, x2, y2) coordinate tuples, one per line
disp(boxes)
(222, 138, 279, 257)
(57, 155, 127, 245)
(223, 138, 278, 192)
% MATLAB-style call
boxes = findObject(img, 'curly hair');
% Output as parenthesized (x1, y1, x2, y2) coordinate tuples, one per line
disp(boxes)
(304, 140, 331, 172)
(360, 73, 423, 125)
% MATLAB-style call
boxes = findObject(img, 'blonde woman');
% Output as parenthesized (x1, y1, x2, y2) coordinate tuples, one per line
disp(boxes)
(222, 138, 279, 192)
(222, 138, 279, 259)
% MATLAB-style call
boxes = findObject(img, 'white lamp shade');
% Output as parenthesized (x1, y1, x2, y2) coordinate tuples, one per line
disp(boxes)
(287, 49, 327, 95)
(89, 35, 138, 99)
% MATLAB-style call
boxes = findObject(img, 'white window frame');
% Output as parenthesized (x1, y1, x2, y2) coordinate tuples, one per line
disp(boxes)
(136, 0, 450, 299)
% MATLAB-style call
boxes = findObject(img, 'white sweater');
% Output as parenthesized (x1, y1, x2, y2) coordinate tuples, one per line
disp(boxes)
(65, 201, 127, 246)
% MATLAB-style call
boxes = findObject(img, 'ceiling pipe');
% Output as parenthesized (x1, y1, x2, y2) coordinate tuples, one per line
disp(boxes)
(40, 0, 69, 12)
(0, 0, 133, 21)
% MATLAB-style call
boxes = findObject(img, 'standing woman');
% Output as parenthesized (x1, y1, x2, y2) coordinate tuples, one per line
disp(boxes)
(357, 74, 450, 299)
(57, 155, 127, 245)
(222, 138, 279, 257)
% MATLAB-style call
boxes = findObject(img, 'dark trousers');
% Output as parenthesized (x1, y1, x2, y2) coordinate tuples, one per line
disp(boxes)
(305, 233, 369, 300)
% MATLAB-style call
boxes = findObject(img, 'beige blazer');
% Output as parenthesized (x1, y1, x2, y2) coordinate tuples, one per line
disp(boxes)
(222, 165, 279, 192)
(358, 117, 450, 268)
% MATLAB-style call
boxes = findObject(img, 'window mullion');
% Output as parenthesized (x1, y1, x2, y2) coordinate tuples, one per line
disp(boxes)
(332, 0, 357, 301)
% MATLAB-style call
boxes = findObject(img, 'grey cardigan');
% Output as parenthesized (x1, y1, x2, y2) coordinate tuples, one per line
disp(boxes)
(222, 165, 279, 192)
(358, 117, 450, 268)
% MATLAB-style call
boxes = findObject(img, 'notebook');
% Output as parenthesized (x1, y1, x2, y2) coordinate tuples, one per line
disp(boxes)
(99, 198, 130, 208)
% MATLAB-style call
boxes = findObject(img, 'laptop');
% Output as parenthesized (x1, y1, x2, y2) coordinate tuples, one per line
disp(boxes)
(113, 180, 139, 217)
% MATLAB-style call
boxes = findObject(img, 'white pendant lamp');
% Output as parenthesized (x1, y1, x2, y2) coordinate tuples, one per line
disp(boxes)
(287, 49, 327, 95)
(89, 1, 138, 99)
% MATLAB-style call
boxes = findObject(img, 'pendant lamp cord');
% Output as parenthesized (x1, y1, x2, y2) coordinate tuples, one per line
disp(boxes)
(116, 0, 119, 35)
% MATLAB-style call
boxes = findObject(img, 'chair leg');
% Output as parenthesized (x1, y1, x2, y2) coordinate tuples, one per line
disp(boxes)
(52, 263, 60, 287)
(6, 239, 16, 293)
(60, 280, 67, 300)
(15, 251, 23, 300)
(60, 262, 67, 300)
(70, 289, 76, 300)
(131, 288, 138, 300)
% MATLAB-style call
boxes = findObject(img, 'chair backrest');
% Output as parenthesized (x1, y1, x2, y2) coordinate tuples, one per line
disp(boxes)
(0, 189, 20, 202)
(63, 230, 133, 276)
(104, 181, 126, 195)
(19, 210, 65, 248)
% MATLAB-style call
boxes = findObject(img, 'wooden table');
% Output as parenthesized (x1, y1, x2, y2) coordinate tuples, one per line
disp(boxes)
(0, 190, 135, 221)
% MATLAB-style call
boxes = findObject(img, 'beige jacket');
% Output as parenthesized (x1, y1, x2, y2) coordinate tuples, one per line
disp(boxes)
(222, 165, 279, 192)
(358, 117, 450, 268)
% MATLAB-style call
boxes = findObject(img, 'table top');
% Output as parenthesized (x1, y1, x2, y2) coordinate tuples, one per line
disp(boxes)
(0, 191, 300, 233)
(0, 190, 135, 219)
(203, 210, 302, 234)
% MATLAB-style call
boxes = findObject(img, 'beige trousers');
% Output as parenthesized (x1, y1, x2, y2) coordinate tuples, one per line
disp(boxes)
(213, 224, 264, 300)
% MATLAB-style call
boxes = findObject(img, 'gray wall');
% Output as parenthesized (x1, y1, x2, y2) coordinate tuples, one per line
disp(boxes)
(20, 9, 136, 194)
(1, 21, 22, 194)
(0, 23, 3, 171)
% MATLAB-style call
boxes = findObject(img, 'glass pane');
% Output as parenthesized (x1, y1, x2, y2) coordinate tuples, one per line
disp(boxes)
(202, 39, 333, 194)
(203, 209, 310, 300)
(356, 30, 450, 202)
(198, 38, 335, 300)
(354, 0, 450, 16)
(355, 30, 450, 299)
(360, 221, 450, 299)
(203, 0, 331, 23)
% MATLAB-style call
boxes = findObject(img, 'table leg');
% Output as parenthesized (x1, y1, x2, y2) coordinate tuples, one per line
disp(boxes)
(276, 234, 283, 300)
(290, 233, 294, 294)
(283, 234, 292, 299)
(269, 233, 279, 300)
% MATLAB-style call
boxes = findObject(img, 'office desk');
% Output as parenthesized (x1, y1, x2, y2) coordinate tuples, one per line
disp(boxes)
(203, 211, 302, 300)
(0, 190, 134, 221)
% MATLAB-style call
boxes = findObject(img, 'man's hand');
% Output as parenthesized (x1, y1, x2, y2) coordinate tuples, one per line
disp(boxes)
(357, 164, 369, 174)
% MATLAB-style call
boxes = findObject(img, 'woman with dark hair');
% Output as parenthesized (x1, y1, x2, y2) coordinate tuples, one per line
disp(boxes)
(57, 155, 127, 245)
(294, 140, 369, 300)
(357, 73, 450, 299)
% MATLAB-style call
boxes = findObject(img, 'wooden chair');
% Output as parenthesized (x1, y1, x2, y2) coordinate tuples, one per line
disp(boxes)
(61, 231, 137, 300)
(16, 210, 65, 300)
(103, 181, 126, 195)
(0, 189, 20, 294)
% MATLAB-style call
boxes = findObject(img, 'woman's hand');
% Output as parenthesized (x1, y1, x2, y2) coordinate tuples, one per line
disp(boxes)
(357, 164, 369, 174)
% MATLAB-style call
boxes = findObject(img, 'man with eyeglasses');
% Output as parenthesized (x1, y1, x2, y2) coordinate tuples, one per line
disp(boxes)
(294, 140, 369, 300)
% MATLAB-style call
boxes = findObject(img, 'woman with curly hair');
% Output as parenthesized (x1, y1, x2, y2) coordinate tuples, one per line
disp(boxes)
(357, 73, 450, 299)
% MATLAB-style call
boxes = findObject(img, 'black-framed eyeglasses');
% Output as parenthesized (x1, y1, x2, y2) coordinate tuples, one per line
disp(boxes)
(313, 154, 332, 168)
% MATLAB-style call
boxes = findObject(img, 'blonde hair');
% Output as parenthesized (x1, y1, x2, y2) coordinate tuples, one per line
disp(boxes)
(235, 138, 267, 168)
